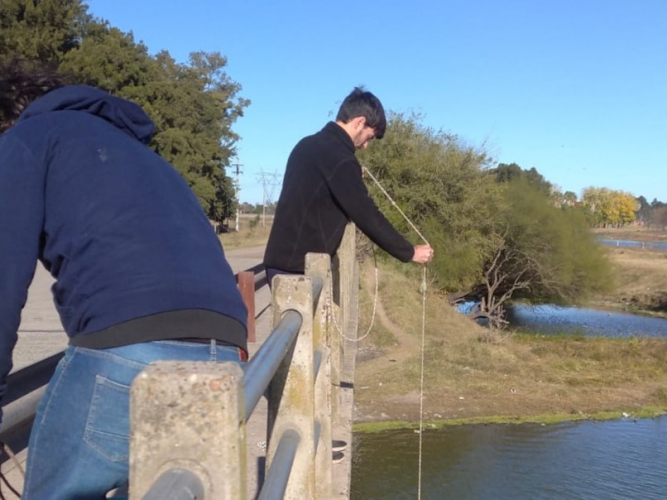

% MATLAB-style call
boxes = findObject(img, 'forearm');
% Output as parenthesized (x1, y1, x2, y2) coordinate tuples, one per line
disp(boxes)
(325, 161, 414, 261)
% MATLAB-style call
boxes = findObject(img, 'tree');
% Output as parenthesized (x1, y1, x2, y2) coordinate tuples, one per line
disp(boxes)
(358, 112, 503, 291)
(562, 190, 577, 206)
(582, 187, 637, 227)
(651, 206, 667, 230)
(3, 3, 249, 222)
(636, 196, 651, 224)
(0, 0, 90, 65)
(469, 179, 613, 327)
(491, 162, 553, 197)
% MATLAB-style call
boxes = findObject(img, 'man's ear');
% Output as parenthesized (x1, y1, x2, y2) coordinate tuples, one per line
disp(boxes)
(352, 116, 366, 130)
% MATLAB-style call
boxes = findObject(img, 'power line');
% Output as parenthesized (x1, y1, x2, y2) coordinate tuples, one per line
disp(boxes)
(231, 161, 243, 232)
(255, 169, 282, 230)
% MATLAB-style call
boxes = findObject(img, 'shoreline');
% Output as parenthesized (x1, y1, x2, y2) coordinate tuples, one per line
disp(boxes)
(353, 405, 667, 434)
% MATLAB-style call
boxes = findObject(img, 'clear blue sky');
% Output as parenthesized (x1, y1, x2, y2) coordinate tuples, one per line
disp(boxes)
(89, 0, 666, 205)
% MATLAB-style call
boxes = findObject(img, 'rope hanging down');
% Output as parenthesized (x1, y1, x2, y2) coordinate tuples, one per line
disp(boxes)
(364, 166, 431, 500)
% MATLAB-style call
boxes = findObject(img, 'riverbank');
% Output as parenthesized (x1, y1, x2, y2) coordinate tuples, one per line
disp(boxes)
(593, 246, 667, 317)
(592, 226, 667, 242)
(352, 260, 667, 431)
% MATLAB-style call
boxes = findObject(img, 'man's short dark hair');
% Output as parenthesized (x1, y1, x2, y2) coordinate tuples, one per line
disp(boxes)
(335, 86, 387, 139)
(0, 60, 65, 134)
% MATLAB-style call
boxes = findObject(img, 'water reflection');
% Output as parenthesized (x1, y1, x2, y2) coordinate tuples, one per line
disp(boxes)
(507, 304, 667, 338)
(352, 417, 667, 500)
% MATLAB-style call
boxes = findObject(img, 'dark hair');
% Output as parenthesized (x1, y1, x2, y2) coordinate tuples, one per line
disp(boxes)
(335, 86, 387, 139)
(0, 60, 66, 134)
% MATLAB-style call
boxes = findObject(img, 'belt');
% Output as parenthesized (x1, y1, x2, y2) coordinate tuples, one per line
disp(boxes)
(174, 338, 248, 361)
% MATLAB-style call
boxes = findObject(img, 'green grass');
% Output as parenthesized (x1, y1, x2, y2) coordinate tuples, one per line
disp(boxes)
(353, 406, 667, 434)
(354, 259, 667, 426)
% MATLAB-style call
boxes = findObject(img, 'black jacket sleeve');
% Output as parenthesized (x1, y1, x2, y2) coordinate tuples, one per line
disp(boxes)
(321, 158, 414, 262)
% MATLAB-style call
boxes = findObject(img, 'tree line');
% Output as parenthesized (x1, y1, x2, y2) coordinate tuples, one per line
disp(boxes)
(1, 0, 248, 222)
(5, 1, 657, 328)
(359, 114, 614, 328)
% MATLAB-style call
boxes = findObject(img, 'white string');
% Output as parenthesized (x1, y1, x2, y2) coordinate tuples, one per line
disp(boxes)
(363, 165, 431, 499)
(363, 167, 431, 247)
(417, 265, 427, 500)
(328, 250, 379, 343)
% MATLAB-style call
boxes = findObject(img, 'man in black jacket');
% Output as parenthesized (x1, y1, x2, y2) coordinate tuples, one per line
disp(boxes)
(264, 87, 433, 284)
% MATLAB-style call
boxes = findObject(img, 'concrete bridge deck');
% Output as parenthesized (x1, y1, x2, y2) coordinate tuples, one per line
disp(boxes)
(2, 245, 355, 499)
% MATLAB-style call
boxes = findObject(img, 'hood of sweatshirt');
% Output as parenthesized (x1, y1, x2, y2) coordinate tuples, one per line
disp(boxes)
(16, 84, 155, 144)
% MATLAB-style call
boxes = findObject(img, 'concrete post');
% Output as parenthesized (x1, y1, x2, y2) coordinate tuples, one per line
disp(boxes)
(305, 253, 333, 498)
(129, 361, 247, 499)
(267, 275, 316, 499)
(338, 224, 357, 352)
(329, 257, 342, 415)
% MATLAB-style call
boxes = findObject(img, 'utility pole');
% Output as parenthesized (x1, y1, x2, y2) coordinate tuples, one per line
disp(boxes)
(231, 161, 243, 232)
(255, 170, 282, 231)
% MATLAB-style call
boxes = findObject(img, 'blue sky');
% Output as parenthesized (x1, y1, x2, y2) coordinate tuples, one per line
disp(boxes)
(88, 0, 666, 205)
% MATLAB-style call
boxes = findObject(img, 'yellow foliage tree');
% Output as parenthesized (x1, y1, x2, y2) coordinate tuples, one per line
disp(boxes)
(582, 187, 638, 227)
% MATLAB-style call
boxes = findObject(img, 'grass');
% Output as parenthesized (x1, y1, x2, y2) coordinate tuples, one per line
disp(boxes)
(353, 258, 667, 428)
(219, 216, 272, 249)
(354, 406, 667, 433)
(592, 226, 667, 242)
(593, 247, 667, 316)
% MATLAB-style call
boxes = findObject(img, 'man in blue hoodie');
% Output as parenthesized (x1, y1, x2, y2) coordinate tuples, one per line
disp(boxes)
(0, 64, 248, 499)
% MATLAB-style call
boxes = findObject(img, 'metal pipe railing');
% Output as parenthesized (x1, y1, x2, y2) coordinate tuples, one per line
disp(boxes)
(243, 275, 324, 419)
(0, 387, 45, 438)
(4, 351, 62, 405)
(141, 468, 205, 500)
(243, 310, 302, 418)
(256, 429, 301, 500)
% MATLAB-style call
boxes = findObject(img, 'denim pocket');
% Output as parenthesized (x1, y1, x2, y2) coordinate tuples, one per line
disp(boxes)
(84, 375, 130, 462)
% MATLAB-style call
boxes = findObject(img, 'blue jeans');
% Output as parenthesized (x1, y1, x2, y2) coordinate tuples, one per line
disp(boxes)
(22, 340, 245, 500)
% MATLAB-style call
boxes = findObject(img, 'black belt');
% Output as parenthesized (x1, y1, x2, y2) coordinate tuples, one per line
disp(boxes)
(173, 338, 248, 361)
(174, 337, 215, 344)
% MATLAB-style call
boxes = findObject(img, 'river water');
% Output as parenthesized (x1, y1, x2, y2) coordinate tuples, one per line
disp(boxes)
(507, 304, 667, 337)
(352, 417, 667, 499)
(355, 290, 667, 498)
(598, 238, 667, 251)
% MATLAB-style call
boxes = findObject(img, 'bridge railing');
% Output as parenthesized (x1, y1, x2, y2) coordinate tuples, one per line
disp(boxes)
(133, 233, 358, 499)
(1, 223, 359, 500)
(134, 223, 358, 499)
(0, 265, 266, 453)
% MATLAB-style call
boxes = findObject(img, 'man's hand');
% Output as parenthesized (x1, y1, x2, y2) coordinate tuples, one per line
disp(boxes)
(412, 244, 434, 264)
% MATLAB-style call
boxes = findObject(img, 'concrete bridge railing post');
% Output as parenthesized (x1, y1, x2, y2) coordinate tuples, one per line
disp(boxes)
(305, 253, 333, 498)
(338, 224, 358, 365)
(129, 361, 247, 499)
(267, 274, 317, 499)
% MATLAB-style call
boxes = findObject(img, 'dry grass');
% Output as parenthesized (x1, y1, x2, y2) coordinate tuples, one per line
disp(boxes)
(353, 260, 667, 426)
(592, 226, 667, 242)
(219, 216, 272, 249)
(594, 247, 667, 315)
